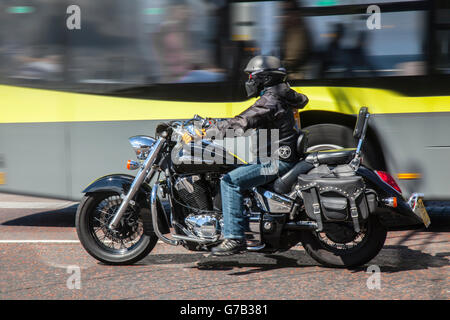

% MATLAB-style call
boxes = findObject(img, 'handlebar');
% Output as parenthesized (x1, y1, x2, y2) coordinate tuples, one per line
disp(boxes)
(172, 115, 217, 129)
(157, 115, 220, 139)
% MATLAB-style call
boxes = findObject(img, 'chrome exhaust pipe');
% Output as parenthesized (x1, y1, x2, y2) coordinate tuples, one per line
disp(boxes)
(284, 221, 318, 230)
(172, 234, 218, 244)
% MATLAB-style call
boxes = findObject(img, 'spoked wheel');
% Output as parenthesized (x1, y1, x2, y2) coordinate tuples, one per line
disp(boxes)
(76, 192, 158, 265)
(301, 215, 387, 268)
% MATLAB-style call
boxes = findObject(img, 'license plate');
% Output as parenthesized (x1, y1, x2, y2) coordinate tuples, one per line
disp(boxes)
(413, 198, 431, 227)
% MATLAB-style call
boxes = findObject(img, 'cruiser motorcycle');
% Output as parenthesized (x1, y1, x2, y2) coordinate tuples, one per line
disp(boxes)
(76, 107, 430, 267)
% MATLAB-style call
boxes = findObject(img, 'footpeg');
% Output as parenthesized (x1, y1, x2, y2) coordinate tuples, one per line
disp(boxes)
(246, 242, 265, 251)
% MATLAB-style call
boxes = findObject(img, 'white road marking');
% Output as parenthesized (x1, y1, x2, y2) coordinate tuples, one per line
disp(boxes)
(0, 240, 166, 244)
(0, 202, 77, 209)
(0, 240, 80, 243)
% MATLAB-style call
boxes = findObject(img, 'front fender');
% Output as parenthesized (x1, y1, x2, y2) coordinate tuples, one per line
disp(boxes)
(83, 174, 152, 195)
(82, 174, 170, 234)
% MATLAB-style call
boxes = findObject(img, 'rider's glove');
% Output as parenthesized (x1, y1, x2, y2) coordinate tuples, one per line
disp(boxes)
(182, 128, 205, 144)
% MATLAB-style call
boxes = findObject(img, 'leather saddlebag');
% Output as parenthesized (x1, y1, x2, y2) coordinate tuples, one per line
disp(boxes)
(297, 174, 369, 232)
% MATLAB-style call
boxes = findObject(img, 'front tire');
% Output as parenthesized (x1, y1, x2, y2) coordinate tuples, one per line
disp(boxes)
(301, 215, 387, 268)
(76, 192, 158, 265)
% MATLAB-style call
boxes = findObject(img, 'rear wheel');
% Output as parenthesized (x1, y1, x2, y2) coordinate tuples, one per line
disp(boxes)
(301, 215, 387, 268)
(76, 192, 158, 265)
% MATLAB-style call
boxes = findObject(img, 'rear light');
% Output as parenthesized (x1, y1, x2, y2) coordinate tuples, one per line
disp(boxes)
(375, 171, 402, 194)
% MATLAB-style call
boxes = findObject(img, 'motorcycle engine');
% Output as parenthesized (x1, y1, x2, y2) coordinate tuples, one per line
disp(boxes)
(174, 175, 222, 239)
(174, 175, 213, 211)
(185, 213, 223, 239)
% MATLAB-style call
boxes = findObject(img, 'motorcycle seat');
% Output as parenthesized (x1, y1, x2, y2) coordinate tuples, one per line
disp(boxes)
(271, 149, 357, 195)
(272, 160, 315, 194)
(304, 148, 356, 166)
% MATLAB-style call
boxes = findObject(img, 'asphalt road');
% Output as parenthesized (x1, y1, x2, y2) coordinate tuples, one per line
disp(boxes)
(0, 193, 448, 300)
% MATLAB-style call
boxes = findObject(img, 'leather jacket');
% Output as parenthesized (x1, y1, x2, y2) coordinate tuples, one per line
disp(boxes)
(207, 82, 308, 162)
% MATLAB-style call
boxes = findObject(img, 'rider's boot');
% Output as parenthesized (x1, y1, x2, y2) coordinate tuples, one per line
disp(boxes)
(211, 238, 247, 256)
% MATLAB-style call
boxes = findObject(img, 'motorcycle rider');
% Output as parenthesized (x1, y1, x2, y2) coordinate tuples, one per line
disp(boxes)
(206, 55, 309, 256)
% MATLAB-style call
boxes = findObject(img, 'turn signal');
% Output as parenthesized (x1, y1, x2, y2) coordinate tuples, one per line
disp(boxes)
(382, 197, 398, 208)
(126, 160, 140, 170)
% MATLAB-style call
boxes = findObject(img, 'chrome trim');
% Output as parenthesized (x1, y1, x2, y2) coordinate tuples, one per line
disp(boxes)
(129, 135, 156, 161)
(252, 188, 267, 211)
(285, 221, 318, 230)
(247, 212, 261, 222)
(247, 244, 265, 251)
(127, 160, 140, 170)
(355, 113, 370, 155)
(252, 187, 293, 213)
(407, 192, 431, 227)
(108, 137, 164, 229)
(382, 197, 397, 207)
(173, 221, 196, 238)
(174, 176, 197, 193)
(172, 220, 220, 244)
(407, 192, 425, 209)
(151, 182, 180, 246)
(185, 213, 222, 239)
(172, 234, 217, 244)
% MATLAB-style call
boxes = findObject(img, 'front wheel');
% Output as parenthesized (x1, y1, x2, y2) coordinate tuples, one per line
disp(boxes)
(301, 215, 387, 268)
(76, 192, 158, 265)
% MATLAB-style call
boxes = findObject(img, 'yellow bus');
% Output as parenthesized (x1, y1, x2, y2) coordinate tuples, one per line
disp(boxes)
(0, 0, 449, 206)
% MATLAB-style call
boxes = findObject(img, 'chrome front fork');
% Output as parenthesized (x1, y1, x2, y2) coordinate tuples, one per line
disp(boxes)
(108, 137, 165, 229)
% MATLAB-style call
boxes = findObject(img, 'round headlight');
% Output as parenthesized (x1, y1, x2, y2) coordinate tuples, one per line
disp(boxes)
(128, 135, 156, 161)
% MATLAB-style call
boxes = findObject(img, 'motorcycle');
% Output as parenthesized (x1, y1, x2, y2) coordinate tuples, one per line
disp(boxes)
(76, 107, 430, 267)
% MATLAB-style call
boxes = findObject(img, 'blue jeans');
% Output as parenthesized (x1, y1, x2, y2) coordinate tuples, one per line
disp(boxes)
(220, 160, 296, 239)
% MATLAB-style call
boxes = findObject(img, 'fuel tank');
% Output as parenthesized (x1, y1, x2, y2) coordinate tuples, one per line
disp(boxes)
(172, 140, 246, 174)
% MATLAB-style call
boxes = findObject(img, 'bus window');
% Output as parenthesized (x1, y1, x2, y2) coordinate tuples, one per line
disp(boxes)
(228, 0, 429, 81)
(67, 1, 145, 86)
(65, 0, 228, 89)
(301, 10, 427, 79)
(0, 1, 66, 85)
(300, 0, 426, 6)
(147, 0, 226, 84)
(435, 4, 450, 74)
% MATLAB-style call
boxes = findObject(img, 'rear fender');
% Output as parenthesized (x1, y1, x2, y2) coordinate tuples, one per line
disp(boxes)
(356, 166, 423, 224)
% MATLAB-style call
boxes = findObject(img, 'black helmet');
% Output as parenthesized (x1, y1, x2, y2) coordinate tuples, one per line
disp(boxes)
(244, 56, 287, 98)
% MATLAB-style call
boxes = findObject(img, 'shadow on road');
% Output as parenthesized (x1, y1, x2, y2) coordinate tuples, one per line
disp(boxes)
(136, 253, 207, 266)
(351, 245, 449, 273)
(198, 254, 319, 276)
(178, 245, 449, 276)
(183, 250, 319, 275)
(1, 206, 77, 227)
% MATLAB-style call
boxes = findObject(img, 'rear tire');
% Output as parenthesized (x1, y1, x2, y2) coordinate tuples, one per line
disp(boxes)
(301, 215, 387, 268)
(76, 192, 158, 265)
